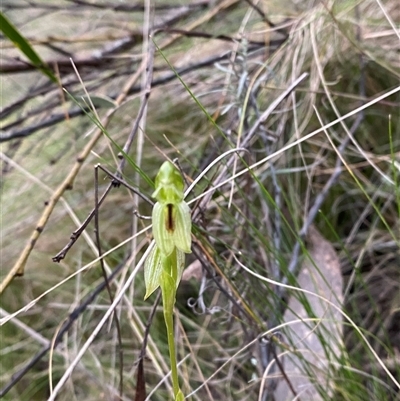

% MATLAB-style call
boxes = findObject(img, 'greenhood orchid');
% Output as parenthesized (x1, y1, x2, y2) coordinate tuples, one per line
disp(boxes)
(144, 161, 192, 400)
(151, 161, 191, 256)
(144, 161, 192, 299)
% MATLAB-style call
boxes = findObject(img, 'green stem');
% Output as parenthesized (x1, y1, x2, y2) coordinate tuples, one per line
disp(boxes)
(163, 306, 180, 398)
(161, 254, 182, 399)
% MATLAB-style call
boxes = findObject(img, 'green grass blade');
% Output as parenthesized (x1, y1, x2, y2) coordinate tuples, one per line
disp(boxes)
(0, 12, 57, 83)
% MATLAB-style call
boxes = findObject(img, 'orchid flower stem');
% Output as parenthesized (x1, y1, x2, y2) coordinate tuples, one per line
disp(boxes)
(163, 296, 180, 397)
(159, 253, 182, 399)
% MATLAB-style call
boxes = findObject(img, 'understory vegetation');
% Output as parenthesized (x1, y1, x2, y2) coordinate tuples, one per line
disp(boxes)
(1, 0, 399, 400)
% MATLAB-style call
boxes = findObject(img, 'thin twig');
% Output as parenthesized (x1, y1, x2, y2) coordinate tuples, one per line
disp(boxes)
(242, 0, 289, 38)
(97, 164, 154, 205)
(157, 27, 277, 45)
(52, 183, 113, 262)
(94, 166, 124, 399)
(259, 335, 300, 401)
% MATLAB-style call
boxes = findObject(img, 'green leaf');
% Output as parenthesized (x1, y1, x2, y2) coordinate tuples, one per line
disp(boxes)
(144, 246, 163, 299)
(0, 12, 57, 83)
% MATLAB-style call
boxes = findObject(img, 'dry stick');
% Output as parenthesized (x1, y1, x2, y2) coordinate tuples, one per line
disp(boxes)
(260, 335, 300, 401)
(96, 164, 154, 206)
(52, 161, 154, 263)
(0, 57, 149, 294)
(52, 184, 114, 262)
(140, 292, 161, 360)
(94, 166, 124, 399)
(133, 291, 161, 401)
(0, 107, 85, 141)
(158, 27, 274, 45)
(52, 42, 155, 263)
(68, 0, 210, 12)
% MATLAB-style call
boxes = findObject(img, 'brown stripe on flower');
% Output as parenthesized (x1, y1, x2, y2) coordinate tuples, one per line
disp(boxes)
(166, 204, 174, 232)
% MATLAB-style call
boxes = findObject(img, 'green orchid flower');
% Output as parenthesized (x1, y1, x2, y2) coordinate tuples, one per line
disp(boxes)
(144, 161, 192, 400)
(144, 161, 191, 300)
(151, 161, 192, 256)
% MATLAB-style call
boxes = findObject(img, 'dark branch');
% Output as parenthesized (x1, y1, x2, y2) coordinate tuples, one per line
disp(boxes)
(1, 41, 285, 143)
